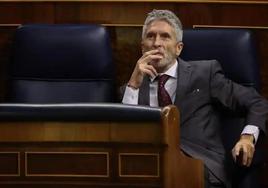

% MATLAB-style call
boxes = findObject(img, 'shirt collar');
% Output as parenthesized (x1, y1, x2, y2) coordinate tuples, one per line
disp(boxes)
(150, 60, 178, 82)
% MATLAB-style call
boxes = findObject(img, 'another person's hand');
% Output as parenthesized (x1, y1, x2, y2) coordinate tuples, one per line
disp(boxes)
(232, 134, 255, 167)
(128, 49, 162, 89)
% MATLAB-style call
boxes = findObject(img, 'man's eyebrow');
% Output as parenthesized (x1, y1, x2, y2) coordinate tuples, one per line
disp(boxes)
(146, 31, 155, 35)
(146, 31, 170, 35)
(161, 32, 171, 36)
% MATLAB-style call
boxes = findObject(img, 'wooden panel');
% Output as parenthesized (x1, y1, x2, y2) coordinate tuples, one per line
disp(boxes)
(54, 2, 181, 25)
(0, 152, 20, 176)
(0, 2, 267, 26)
(0, 122, 111, 142)
(119, 153, 159, 177)
(0, 3, 55, 24)
(25, 152, 109, 177)
(177, 4, 268, 27)
(110, 122, 162, 143)
(0, 121, 161, 143)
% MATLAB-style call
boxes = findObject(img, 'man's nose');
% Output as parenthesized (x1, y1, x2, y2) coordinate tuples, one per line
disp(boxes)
(153, 35, 162, 47)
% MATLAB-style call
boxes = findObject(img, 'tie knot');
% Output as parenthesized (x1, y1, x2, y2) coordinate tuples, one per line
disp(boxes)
(158, 74, 170, 86)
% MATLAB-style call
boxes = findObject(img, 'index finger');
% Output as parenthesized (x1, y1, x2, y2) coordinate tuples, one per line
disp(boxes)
(143, 49, 160, 56)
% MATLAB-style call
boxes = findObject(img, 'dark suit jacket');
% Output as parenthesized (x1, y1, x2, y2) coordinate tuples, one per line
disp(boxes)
(133, 58, 268, 186)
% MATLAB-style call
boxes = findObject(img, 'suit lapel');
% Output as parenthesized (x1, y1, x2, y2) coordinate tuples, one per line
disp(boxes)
(174, 58, 194, 124)
(174, 58, 192, 107)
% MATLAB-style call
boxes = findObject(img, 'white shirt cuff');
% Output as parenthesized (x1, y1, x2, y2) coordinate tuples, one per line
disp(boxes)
(122, 86, 139, 105)
(241, 125, 260, 143)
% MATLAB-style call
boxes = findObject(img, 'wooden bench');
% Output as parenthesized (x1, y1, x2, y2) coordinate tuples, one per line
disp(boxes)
(0, 103, 203, 188)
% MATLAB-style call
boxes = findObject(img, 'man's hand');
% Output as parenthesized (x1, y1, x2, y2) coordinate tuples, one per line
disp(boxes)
(232, 134, 255, 167)
(128, 49, 162, 89)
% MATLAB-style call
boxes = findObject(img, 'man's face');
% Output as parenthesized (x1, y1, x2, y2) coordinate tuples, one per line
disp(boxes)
(142, 20, 183, 73)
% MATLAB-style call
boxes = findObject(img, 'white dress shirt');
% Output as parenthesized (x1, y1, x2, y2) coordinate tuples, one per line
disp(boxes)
(122, 61, 259, 142)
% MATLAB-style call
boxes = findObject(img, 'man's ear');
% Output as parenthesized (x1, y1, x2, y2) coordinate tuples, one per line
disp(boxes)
(176, 42, 184, 56)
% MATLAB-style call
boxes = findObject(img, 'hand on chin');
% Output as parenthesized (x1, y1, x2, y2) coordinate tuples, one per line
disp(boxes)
(149, 58, 160, 65)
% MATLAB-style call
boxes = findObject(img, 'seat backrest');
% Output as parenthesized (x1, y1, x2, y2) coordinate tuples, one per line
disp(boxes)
(181, 28, 260, 91)
(8, 24, 116, 103)
(180, 29, 261, 156)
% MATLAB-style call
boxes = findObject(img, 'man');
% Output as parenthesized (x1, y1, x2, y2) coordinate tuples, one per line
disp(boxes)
(121, 9, 268, 188)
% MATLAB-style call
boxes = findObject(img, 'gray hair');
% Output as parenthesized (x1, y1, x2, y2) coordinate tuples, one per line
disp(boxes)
(142, 9, 183, 42)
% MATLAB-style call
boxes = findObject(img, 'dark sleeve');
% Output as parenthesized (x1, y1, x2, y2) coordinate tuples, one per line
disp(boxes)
(209, 60, 268, 134)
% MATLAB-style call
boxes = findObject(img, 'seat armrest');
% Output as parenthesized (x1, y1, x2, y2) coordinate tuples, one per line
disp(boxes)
(0, 103, 161, 122)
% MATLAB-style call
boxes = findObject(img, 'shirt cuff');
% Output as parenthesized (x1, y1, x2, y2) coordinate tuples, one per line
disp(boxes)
(122, 86, 139, 105)
(241, 125, 260, 144)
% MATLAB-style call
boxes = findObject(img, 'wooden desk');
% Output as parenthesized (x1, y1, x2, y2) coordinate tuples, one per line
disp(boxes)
(0, 104, 203, 188)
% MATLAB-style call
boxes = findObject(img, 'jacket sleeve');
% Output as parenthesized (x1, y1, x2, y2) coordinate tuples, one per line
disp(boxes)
(209, 60, 268, 134)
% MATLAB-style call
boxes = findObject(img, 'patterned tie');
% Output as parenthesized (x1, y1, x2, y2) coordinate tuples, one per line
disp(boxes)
(157, 74, 172, 107)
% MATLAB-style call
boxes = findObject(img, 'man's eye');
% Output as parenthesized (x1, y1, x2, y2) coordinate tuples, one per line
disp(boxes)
(146, 34, 154, 39)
